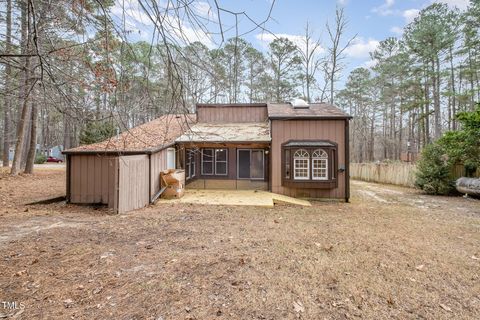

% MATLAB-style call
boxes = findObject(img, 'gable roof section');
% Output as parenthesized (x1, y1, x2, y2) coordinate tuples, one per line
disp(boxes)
(267, 103, 351, 119)
(176, 122, 271, 143)
(64, 114, 196, 154)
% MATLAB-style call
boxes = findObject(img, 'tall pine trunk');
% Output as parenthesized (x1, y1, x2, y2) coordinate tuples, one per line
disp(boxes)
(25, 101, 37, 173)
(433, 56, 441, 139)
(11, 0, 31, 175)
(2, 0, 12, 167)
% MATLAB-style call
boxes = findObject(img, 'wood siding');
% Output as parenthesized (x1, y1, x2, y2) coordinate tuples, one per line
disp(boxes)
(197, 106, 268, 123)
(118, 155, 150, 213)
(150, 149, 168, 198)
(69, 155, 118, 208)
(271, 119, 347, 199)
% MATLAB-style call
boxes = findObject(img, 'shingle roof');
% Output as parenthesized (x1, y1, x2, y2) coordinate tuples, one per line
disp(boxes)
(267, 103, 351, 119)
(283, 140, 336, 147)
(64, 114, 196, 154)
(176, 122, 271, 143)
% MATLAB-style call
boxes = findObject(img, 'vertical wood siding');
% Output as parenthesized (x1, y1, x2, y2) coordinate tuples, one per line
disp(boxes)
(197, 106, 268, 123)
(69, 155, 118, 208)
(118, 155, 150, 213)
(150, 149, 168, 198)
(271, 120, 346, 199)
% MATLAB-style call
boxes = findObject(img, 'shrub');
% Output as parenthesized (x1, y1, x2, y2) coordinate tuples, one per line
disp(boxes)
(34, 154, 47, 164)
(415, 143, 454, 195)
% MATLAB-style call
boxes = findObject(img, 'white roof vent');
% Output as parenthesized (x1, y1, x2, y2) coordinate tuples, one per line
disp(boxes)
(291, 98, 310, 109)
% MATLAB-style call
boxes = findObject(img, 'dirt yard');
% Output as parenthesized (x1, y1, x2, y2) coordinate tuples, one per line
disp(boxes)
(0, 168, 479, 319)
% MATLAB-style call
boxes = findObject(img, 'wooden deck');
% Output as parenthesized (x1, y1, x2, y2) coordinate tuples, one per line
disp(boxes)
(157, 189, 311, 208)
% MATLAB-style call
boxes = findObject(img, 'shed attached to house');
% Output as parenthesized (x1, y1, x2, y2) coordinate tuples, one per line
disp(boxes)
(63, 114, 195, 213)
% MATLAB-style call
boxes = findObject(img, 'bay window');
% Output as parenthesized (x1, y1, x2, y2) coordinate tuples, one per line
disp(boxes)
(282, 141, 338, 188)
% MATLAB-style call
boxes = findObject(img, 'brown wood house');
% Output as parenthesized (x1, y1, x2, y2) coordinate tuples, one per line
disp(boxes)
(63, 102, 351, 213)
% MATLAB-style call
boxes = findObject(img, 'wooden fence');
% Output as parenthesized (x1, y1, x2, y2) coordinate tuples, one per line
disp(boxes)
(350, 163, 417, 187)
(350, 162, 480, 188)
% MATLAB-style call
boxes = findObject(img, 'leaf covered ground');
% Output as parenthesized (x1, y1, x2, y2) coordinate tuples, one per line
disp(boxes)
(0, 168, 479, 319)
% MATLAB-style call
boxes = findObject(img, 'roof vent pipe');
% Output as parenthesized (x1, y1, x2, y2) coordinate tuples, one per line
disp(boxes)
(290, 98, 310, 109)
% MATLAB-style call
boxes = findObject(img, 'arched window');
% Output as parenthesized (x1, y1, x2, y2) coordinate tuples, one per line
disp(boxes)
(312, 149, 328, 180)
(293, 149, 310, 180)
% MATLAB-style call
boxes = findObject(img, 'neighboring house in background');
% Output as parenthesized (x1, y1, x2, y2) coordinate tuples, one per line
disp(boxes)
(63, 102, 351, 213)
(48, 145, 64, 159)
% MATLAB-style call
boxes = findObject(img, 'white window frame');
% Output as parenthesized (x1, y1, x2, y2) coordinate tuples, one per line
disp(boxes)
(312, 149, 328, 180)
(201, 148, 228, 176)
(186, 149, 196, 179)
(215, 149, 228, 176)
(167, 148, 176, 170)
(201, 148, 214, 175)
(293, 149, 310, 180)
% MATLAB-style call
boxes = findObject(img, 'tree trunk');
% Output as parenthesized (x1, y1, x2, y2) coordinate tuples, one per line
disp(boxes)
(434, 56, 441, 139)
(25, 101, 37, 174)
(11, 0, 31, 175)
(2, 0, 12, 167)
(424, 71, 430, 145)
(11, 80, 31, 175)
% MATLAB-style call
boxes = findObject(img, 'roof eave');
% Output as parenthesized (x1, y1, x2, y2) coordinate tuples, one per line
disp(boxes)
(268, 116, 352, 120)
(62, 141, 176, 156)
(176, 139, 271, 144)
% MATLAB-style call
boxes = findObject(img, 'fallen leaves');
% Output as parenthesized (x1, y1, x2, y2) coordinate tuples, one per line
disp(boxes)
(293, 300, 305, 313)
(439, 303, 452, 312)
(14, 269, 27, 277)
(63, 299, 74, 308)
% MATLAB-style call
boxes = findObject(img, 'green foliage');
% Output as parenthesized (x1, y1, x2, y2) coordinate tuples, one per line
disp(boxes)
(415, 143, 454, 195)
(269, 37, 302, 102)
(79, 121, 116, 145)
(34, 154, 46, 164)
(438, 103, 480, 172)
(416, 104, 480, 194)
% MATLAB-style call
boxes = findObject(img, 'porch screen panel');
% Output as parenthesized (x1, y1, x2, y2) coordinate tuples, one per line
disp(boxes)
(250, 150, 264, 179)
(238, 150, 250, 179)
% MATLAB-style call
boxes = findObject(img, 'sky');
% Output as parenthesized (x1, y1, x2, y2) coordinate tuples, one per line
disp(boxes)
(111, 0, 471, 89)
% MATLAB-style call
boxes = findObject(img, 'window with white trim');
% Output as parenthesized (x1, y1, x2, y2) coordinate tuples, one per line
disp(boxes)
(215, 149, 228, 175)
(201, 149, 214, 175)
(293, 149, 310, 180)
(186, 149, 196, 180)
(312, 149, 328, 180)
(201, 148, 228, 176)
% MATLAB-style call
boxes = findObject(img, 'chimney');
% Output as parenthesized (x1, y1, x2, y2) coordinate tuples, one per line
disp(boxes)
(291, 98, 310, 109)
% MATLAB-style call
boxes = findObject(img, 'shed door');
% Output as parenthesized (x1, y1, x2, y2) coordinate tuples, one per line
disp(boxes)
(167, 148, 176, 169)
(118, 155, 149, 213)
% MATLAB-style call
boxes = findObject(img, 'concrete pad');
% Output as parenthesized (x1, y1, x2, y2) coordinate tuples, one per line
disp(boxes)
(157, 189, 311, 208)
(270, 193, 312, 207)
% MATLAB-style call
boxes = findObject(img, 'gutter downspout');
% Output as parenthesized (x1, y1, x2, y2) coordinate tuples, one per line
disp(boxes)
(66, 154, 71, 203)
(345, 119, 350, 203)
(148, 153, 152, 203)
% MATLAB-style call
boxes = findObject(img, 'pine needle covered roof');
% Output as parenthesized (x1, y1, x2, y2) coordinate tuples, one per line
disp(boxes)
(176, 122, 271, 143)
(267, 103, 351, 119)
(64, 114, 196, 154)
